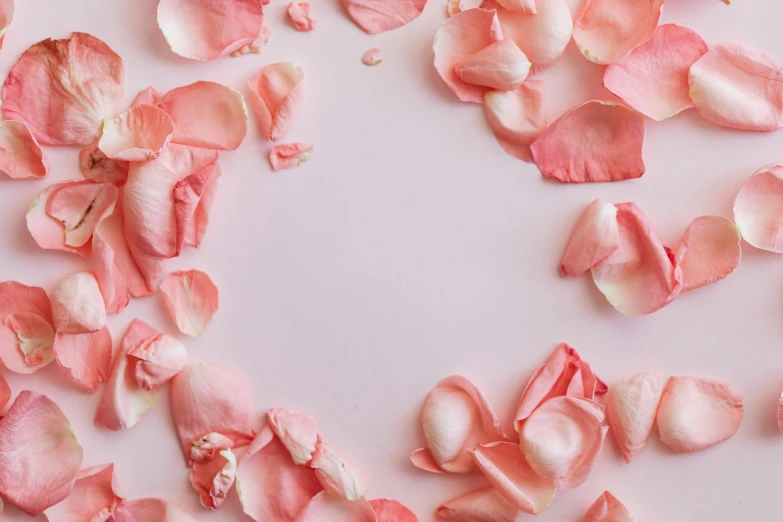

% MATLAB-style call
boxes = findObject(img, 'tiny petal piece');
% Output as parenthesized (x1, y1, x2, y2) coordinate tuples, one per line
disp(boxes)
(560, 199, 620, 277)
(583, 491, 633, 522)
(267, 407, 320, 465)
(79, 143, 129, 185)
(43, 463, 124, 522)
(112, 498, 196, 522)
(127, 333, 187, 390)
(454, 39, 531, 91)
(0, 281, 53, 374)
(342, 0, 426, 34)
(0, 120, 48, 179)
(674, 216, 742, 292)
(289, 2, 316, 31)
(605, 372, 666, 462)
(294, 491, 377, 522)
(190, 447, 236, 510)
(733, 164, 783, 252)
(53, 328, 113, 392)
(160, 269, 219, 336)
(361, 48, 382, 66)
(437, 488, 518, 522)
(269, 143, 314, 170)
(484, 80, 546, 162)
(656, 376, 743, 453)
(51, 272, 107, 334)
(98, 104, 174, 161)
(371, 499, 418, 522)
(248, 63, 305, 141)
(311, 443, 369, 501)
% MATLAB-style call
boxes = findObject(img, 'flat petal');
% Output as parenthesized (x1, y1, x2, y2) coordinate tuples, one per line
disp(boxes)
(0, 391, 83, 515)
(294, 491, 376, 522)
(269, 143, 314, 170)
(483, 80, 546, 161)
(267, 407, 320, 465)
(53, 328, 113, 392)
(370, 499, 418, 522)
(0, 312, 54, 374)
(311, 443, 369, 501)
(603, 24, 709, 120)
(674, 216, 742, 292)
(605, 372, 666, 462)
(112, 498, 195, 522)
(190, 448, 236, 510)
(43, 463, 124, 522)
(531, 101, 645, 183)
(583, 491, 633, 522)
(437, 488, 518, 522)
(454, 39, 531, 91)
(51, 272, 107, 334)
(0, 120, 48, 179)
(689, 42, 783, 131)
(98, 104, 174, 161)
(79, 143, 129, 185)
(733, 164, 783, 252)
(0, 374, 9, 412)
(289, 2, 316, 31)
(656, 376, 743, 453)
(560, 199, 620, 276)
(248, 63, 306, 141)
(127, 333, 187, 390)
(361, 48, 382, 66)
(2, 32, 123, 145)
(173, 161, 221, 254)
(342, 0, 426, 34)
(160, 269, 219, 337)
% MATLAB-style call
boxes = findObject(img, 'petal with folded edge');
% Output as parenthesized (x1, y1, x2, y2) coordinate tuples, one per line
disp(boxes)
(248, 63, 305, 141)
(454, 39, 531, 91)
(43, 463, 124, 522)
(160, 270, 219, 337)
(0, 0, 13, 48)
(583, 491, 632, 522)
(437, 488, 518, 522)
(133, 87, 165, 107)
(269, 143, 314, 170)
(674, 216, 741, 292)
(311, 443, 369, 501)
(53, 328, 112, 392)
(46, 181, 119, 249)
(0, 312, 54, 374)
(294, 492, 376, 522)
(79, 144, 129, 185)
(0, 120, 48, 179)
(484, 80, 546, 162)
(733, 164, 783, 252)
(289, 2, 316, 31)
(51, 272, 107, 334)
(267, 408, 320, 465)
(112, 498, 196, 522)
(173, 161, 221, 254)
(230, 25, 271, 57)
(98, 104, 174, 161)
(370, 499, 418, 522)
(128, 333, 187, 390)
(606, 372, 666, 462)
(190, 448, 236, 510)
(560, 199, 620, 277)
(0, 281, 52, 323)
(342, 0, 426, 34)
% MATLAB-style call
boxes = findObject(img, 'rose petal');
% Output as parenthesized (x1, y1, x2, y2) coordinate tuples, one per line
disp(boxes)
(0, 374, 9, 412)
(470, 442, 556, 514)
(674, 216, 742, 292)
(0, 120, 48, 179)
(267, 407, 320, 465)
(583, 491, 633, 522)
(448, 0, 483, 16)
(191, 432, 235, 462)
(112, 498, 196, 522)
(361, 48, 382, 66)
(269, 143, 314, 170)
(289, 2, 316, 31)
(173, 161, 221, 255)
(51, 272, 107, 334)
(572, 0, 664, 64)
(0, 0, 13, 48)
(560, 199, 620, 277)
(342, 0, 426, 34)
(520, 396, 607, 488)
(454, 39, 530, 91)
(656, 376, 743, 453)
(230, 25, 272, 57)
(2, 32, 123, 145)
(160, 269, 219, 337)
(689, 42, 783, 131)
(437, 488, 518, 522)
(733, 164, 783, 252)
(79, 143, 129, 185)
(497, 0, 535, 12)
(483, 80, 546, 161)
(190, 448, 236, 510)
(603, 24, 709, 121)
(294, 491, 376, 522)
(311, 443, 369, 501)
(370, 499, 418, 522)
(43, 463, 124, 522)
(53, 327, 113, 392)
(157, 0, 264, 61)
(605, 372, 666, 462)
(433, 8, 503, 103)
(98, 104, 174, 161)
(248, 63, 306, 141)
(127, 333, 187, 390)
(591, 202, 682, 316)
(531, 101, 645, 183)
(132, 87, 165, 107)
(0, 312, 54, 374)
(0, 391, 83, 515)
(47, 181, 119, 249)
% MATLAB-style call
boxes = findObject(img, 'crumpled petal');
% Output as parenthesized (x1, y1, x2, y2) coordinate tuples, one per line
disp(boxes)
(267, 407, 320, 465)
(173, 166, 221, 255)
(484, 80, 546, 161)
(2, 32, 124, 145)
(190, 447, 236, 510)
(454, 39, 531, 91)
(289, 2, 316, 31)
(437, 488, 518, 522)
(311, 443, 369, 501)
(361, 48, 382, 66)
(591, 202, 682, 316)
(603, 24, 709, 121)
(98, 104, 174, 161)
(157, 0, 264, 61)
(531, 101, 645, 183)
(656, 376, 743, 453)
(689, 42, 783, 131)
(605, 372, 666, 462)
(448, 0, 483, 16)
(51, 272, 107, 334)
(0, 120, 48, 179)
(248, 63, 305, 141)
(127, 333, 187, 390)
(111, 498, 196, 522)
(294, 491, 376, 522)
(0, 374, 9, 412)
(160, 269, 219, 336)
(733, 164, 783, 252)
(342, 0, 426, 34)
(433, 8, 503, 103)
(583, 491, 633, 522)
(560, 199, 620, 277)
(269, 143, 314, 170)
(53, 327, 113, 392)
(43, 463, 124, 522)
(0, 281, 53, 374)
(470, 442, 556, 514)
(0, 391, 83, 516)
(572, 0, 664, 64)
(370, 499, 418, 522)
(520, 396, 607, 488)
(79, 143, 129, 185)
(674, 216, 741, 292)
(412, 375, 508, 473)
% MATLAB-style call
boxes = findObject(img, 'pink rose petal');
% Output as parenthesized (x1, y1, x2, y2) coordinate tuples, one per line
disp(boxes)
(605, 372, 666, 462)
(733, 164, 783, 252)
(583, 491, 633, 522)
(342, 0, 426, 34)
(267, 407, 320, 465)
(0, 120, 48, 179)
(127, 333, 187, 390)
(248, 63, 306, 141)
(289, 2, 316, 31)
(0, 281, 53, 374)
(361, 48, 382, 66)
(294, 491, 377, 522)
(190, 446, 236, 510)
(531, 101, 646, 183)
(43, 463, 124, 522)
(560, 199, 620, 277)
(51, 272, 107, 334)
(674, 216, 742, 292)
(447, 0, 483, 16)
(0, 374, 9, 412)
(454, 39, 531, 91)
(269, 143, 314, 170)
(311, 443, 369, 501)
(437, 488, 518, 522)
(98, 104, 174, 161)
(230, 25, 272, 57)
(173, 160, 221, 255)
(53, 327, 113, 392)
(497, 0, 535, 11)
(191, 432, 235, 462)
(603, 24, 709, 121)
(483, 80, 546, 161)
(2, 32, 123, 145)
(79, 143, 129, 185)
(656, 376, 743, 453)
(160, 269, 219, 337)
(0, 0, 13, 48)
(370, 499, 418, 522)
(112, 498, 196, 522)
(0, 391, 84, 516)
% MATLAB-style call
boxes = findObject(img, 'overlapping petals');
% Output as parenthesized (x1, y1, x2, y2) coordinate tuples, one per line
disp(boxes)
(342, 0, 427, 34)
(453, 39, 531, 91)
(605, 372, 666, 462)
(53, 327, 113, 392)
(437, 488, 518, 522)
(560, 199, 620, 277)
(311, 443, 369, 501)
(79, 143, 129, 185)
(127, 333, 187, 390)
(370, 499, 418, 521)
(674, 216, 742, 292)
(51, 272, 107, 334)
(289, 2, 316, 31)
(160, 269, 219, 336)
(112, 498, 196, 522)
(583, 491, 633, 522)
(43, 463, 124, 522)
(294, 491, 377, 522)
(269, 143, 314, 170)
(0, 281, 54, 374)
(190, 443, 237, 510)
(733, 164, 783, 252)
(0, 120, 48, 179)
(98, 104, 174, 161)
(267, 408, 320, 465)
(484, 80, 546, 161)
(248, 63, 306, 141)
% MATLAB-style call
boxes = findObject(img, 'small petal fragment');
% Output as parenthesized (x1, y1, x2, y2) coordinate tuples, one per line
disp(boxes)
(342, 0, 426, 34)
(127, 333, 187, 390)
(674, 216, 742, 292)
(484, 80, 546, 161)
(267, 408, 320, 465)
(583, 491, 633, 522)
(361, 48, 382, 66)
(53, 328, 113, 392)
(43, 463, 124, 522)
(294, 491, 377, 522)
(311, 443, 369, 501)
(248, 63, 305, 141)
(454, 39, 531, 91)
(560, 199, 620, 277)
(190, 448, 236, 510)
(79, 144, 129, 185)
(112, 498, 196, 522)
(51, 272, 107, 334)
(160, 269, 219, 336)
(269, 143, 314, 170)
(98, 104, 174, 161)
(437, 488, 518, 522)
(289, 2, 316, 31)
(605, 372, 666, 462)
(656, 376, 743, 453)
(371, 499, 418, 522)
(0, 120, 48, 179)
(733, 164, 783, 252)
(0, 281, 54, 374)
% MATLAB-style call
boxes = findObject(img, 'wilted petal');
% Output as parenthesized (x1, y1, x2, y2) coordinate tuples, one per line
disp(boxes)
(483, 80, 546, 161)
(160, 269, 219, 337)
(674, 216, 741, 292)
(267, 407, 320, 465)
(127, 333, 187, 390)
(370, 499, 418, 522)
(560, 199, 620, 277)
(173, 161, 221, 254)
(79, 143, 129, 185)
(269, 143, 314, 171)
(294, 491, 376, 522)
(98, 104, 174, 161)
(43, 463, 124, 522)
(289, 2, 316, 31)
(248, 63, 305, 141)
(0, 281, 53, 374)
(112, 498, 196, 522)
(454, 39, 530, 91)
(190, 448, 236, 510)
(53, 327, 112, 392)
(51, 272, 107, 334)
(583, 491, 633, 522)
(437, 488, 518, 522)
(605, 372, 666, 462)
(361, 48, 382, 66)
(733, 164, 783, 252)
(311, 443, 369, 501)
(0, 120, 48, 179)
(342, 0, 426, 34)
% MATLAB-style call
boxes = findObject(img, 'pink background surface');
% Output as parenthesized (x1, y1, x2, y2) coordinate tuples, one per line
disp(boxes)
(1, 1, 782, 520)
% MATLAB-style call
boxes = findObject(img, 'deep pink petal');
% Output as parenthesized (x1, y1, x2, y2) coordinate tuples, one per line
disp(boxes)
(288, 2, 316, 31)
(267, 407, 320, 465)
(160, 269, 219, 337)
(269, 143, 314, 171)
(0, 120, 48, 179)
(53, 327, 113, 392)
(674, 216, 742, 292)
(0, 312, 54, 374)
(454, 39, 530, 91)
(79, 143, 129, 185)
(583, 491, 633, 522)
(248, 63, 306, 141)
(294, 491, 376, 522)
(112, 498, 196, 522)
(311, 443, 369, 501)
(342, 0, 426, 34)
(190, 447, 236, 510)
(560, 199, 620, 277)
(733, 164, 783, 252)
(51, 272, 107, 334)
(98, 104, 174, 161)
(437, 488, 518, 522)
(484, 80, 546, 161)
(173, 162, 221, 254)
(370, 499, 418, 522)
(43, 463, 124, 522)
(127, 333, 187, 390)
(605, 372, 666, 462)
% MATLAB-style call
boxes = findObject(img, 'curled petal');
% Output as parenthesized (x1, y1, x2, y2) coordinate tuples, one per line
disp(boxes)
(173, 160, 221, 254)
(269, 143, 314, 170)
(127, 333, 187, 390)
(583, 491, 632, 522)
(361, 48, 382, 66)
(267, 408, 320, 465)
(43, 463, 124, 522)
(112, 498, 196, 522)
(294, 491, 376, 522)
(79, 144, 129, 185)
(370, 499, 418, 522)
(0, 120, 48, 179)
(656, 376, 743, 453)
(454, 40, 530, 91)
(190, 448, 236, 510)
(733, 164, 783, 252)
(560, 199, 620, 277)
(191, 432, 235, 462)
(603, 24, 709, 121)
(311, 443, 369, 501)
(230, 25, 272, 57)
(51, 272, 107, 334)
(248, 63, 305, 141)
(448, 0, 483, 16)
(484, 80, 546, 162)
(342, 0, 426, 34)
(98, 104, 174, 161)
(160, 270, 219, 337)
(531, 101, 645, 183)
(674, 216, 741, 292)
(0, 312, 54, 374)
(289, 2, 316, 31)
(53, 328, 113, 392)
(437, 488, 518, 522)
(133, 87, 165, 107)
(605, 372, 666, 462)
(2, 32, 124, 145)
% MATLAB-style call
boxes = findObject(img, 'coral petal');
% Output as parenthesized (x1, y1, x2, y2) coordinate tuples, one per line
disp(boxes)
(484, 80, 546, 161)
(289, 2, 316, 31)
(267, 408, 320, 465)
(454, 39, 531, 91)
(160, 269, 219, 337)
(342, 0, 426, 34)
(0, 120, 48, 179)
(98, 104, 174, 161)
(53, 327, 113, 392)
(43, 463, 124, 522)
(248, 63, 306, 141)
(674, 216, 741, 292)
(51, 272, 107, 334)
(560, 199, 620, 276)
(311, 443, 369, 501)
(294, 491, 376, 522)
(371, 499, 418, 522)
(127, 333, 187, 390)
(269, 143, 314, 170)
(437, 488, 518, 522)
(605, 372, 666, 462)
(112, 498, 196, 522)
(583, 491, 633, 522)
(733, 164, 783, 252)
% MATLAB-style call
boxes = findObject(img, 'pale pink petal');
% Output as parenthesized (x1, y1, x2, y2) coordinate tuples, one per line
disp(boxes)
(2, 32, 124, 145)
(294, 491, 376, 522)
(437, 488, 518, 522)
(112, 498, 196, 522)
(289, 2, 316, 31)
(483, 80, 546, 161)
(342, 0, 426, 34)
(127, 333, 187, 390)
(51, 272, 107, 334)
(0, 374, 9, 412)
(605, 372, 666, 462)
(433, 8, 503, 103)
(230, 25, 272, 57)
(778, 391, 783, 434)
(656, 376, 743, 453)
(132, 87, 165, 107)
(311, 443, 369, 501)
(79, 143, 129, 185)
(591, 202, 682, 316)
(560, 199, 620, 277)
(98, 104, 174, 161)
(0, 391, 83, 515)
(603, 24, 709, 121)
(248, 63, 306, 141)
(160, 270, 219, 337)
(674, 216, 741, 292)
(46, 181, 118, 249)
(269, 143, 314, 170)
(190, 448, 236, 510)
(689, 42, 783, 131)
(583, 491, 633, 522)
(572, 0, 664, 64)
(470, 442, 556, 514)
(0, 120, 48, 179)
(454, 39, 530, 91)
(531, 101, 645, 183)
(370, 499, 418, 522)
(0, 0, 13, 48)
(413, 375, 508, 473)
(43, 463, 124, 522)
(361, 48, 382, 66)
(157, 0, 264, 61)
(733, 164, 783, 252)
(191, 432, 235, 462)
(53, 327, 112, 392)
(520, 396, 607, 488)
(496, 0, 535, 12)
(447, 0, 483, 16)
(0, 312, 54, 374)
(173, 161, 221, 254)
(267, 407, 320, 465)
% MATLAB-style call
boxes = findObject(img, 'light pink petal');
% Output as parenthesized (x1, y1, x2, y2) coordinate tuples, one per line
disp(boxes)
(311, 443, 369, 501)
(248, 63, 306, 141)
(173, 161, 221, 254)
(674, 216, 741, 292)
(230, 25, 272, 57)
(413, 375, 508, 473)
(520, 396, 607, 488)
(531, 101, 645, 183)
(127, 333, 187, 390)
(289, 2, 316, 31)
(433, 8, 503, 103)
(0, 312, 54, 374)
(454, 39, 530, 91)
(342, 0, 426, 34)
(98, 104, 174, 161)
(656, 376, 743, 453)
(133, 87, 165, 107)
(269, 143, 314, 171)
(572, 0, 664, 64)
(0, 0, 13, 48)
(603, 24, 709, 121)
(605, 372, 666, 462)
(591, 202, 682, 316)
(43, 463, 124, 522)
(0, 374, 9, 412)
(46, 181, 118, 249)
(689, 42, 783, 131)
(51, 272, 107, 334)
(267, 407, 320, 465)
(160, 270, 219, 337)
(294, 491, 376, 522)
(733, 164, 783, 252)
(191, 432, 235, 462)
(484, 80, 546, 161)
(112, 498, 196, 522)
(560, 199, 620, 277)
(2, 32, 124, 145)
(437, 488, 518, 522)
(370, 499, 418, 522)
(470, 442, 556, 514)
(79, 143, 129, 185)
(0, 120, 48, 179)
(190, 448, 236, 510)
(53, 327, 112, 392)
(361, 48, 382, 66)
(0, 391, 83, 515)
(496, 0, 535, 12)
(157, 0, 264, 61)
(447, 0, 483, 16)
(583, 491, 633, 522)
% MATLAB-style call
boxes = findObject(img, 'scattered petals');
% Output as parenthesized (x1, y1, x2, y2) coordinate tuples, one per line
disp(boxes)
(371, 499, 418, 522)
(484, 80, 546, 161)
(267, 407, 320, 465)
(98, 104, 174, 161)
(0, 281, 53, 374)
(51, 272, 107, 334)
(269, 143, 314, 170)
(79, 143, 129, 185)
(311, 443, 369, 501)
(342, 0, 426, 34)
(560, 199, 620, 277)
(0, 120, 48, 179)
(605, 372, 666, 462)
(674, 216, 742, 292)
(190, 447, 236, 510)
(733, 164, 783, 252)
(160, 269, 219, 336)
(248, 63, 306, 141)
(294, 491, 376, 522)
(289, 2, 316, 31)
(53, 327, 113, 392)
(437, 488, 518, 522)
(112, 498, 196, 522)
(454, 39, 530, 91)
(361, 48, 382, 66)
(43, 463, 124, 522)
(127, 333, 187, 390)
(583, 491, 633, 522)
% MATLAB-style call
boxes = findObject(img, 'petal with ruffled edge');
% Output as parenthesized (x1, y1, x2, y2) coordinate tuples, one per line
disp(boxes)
(370, 499, 418, 522)
(53, 327, 112, 392)
(454, 39, 530, 91)
(248, 63, 305, 141)
(127, 333, 187, 390)
(112, 498, 196, 522)
(267, 408, 320, 465)
(0, 120, 48, 179)
(294, 491, 376, 522)
(733, 164, 783, 252)
(560, 199, 619, 277)
(0, 281, 53, 374)
(289, 2, 316, 31)
(674, 216, 741, 292)
(583, 491, 632, 522)
(98, 104, 174, 161)
(437, 488, 518, 522)
(606, 372, 666, 462)
(160, 270, 219, 337)
(173, 161, 221, 255)
(43, 463, 124, 522)
(51, 272, 107, 334)
(190, 448, 236, 510)
(484, 80, 546, 162)
(269, 143, 314, 171)
(311, 443, 369, 501)
(342, 0, 426, 34)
